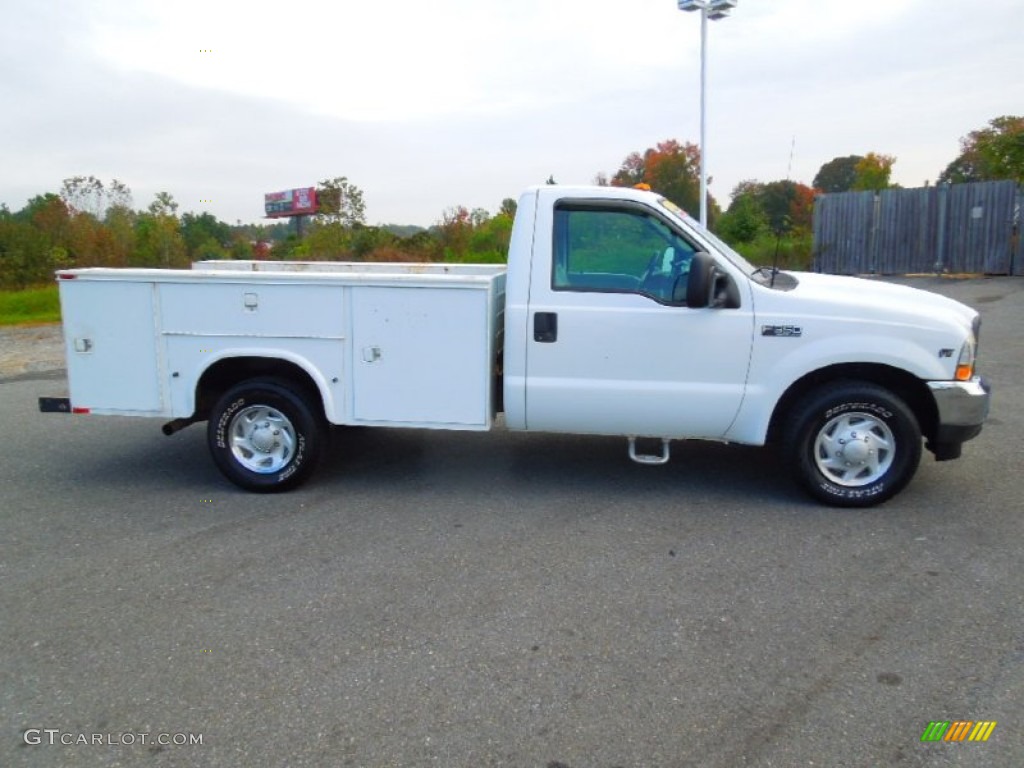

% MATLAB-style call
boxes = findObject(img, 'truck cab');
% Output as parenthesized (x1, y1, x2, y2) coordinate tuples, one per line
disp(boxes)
(504, 186, 754, 442)
(503, 185, 989, 505)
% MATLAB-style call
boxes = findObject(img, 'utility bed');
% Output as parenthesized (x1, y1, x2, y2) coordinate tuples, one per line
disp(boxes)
(56, 262, 507, 429)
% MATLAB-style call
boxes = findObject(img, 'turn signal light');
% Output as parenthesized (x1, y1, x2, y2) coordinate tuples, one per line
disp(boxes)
(954, 339, 975, 381)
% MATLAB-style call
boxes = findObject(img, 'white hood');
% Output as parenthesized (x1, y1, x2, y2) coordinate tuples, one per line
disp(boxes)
(783, 272, 977, 335)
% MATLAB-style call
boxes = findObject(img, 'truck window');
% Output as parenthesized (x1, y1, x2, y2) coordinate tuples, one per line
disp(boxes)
(553, 204, 697, 303)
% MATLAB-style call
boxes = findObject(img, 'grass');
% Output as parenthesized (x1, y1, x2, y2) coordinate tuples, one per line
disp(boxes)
(0, 285, 61, 326)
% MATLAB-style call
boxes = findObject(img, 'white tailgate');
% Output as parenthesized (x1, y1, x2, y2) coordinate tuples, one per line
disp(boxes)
(351, 286, 490, 428)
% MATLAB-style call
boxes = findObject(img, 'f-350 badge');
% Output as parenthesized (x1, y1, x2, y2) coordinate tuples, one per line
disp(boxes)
(761, 325, 803, 337)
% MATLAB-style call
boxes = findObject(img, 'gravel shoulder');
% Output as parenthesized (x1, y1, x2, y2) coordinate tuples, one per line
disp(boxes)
(0, 323, 65, 380)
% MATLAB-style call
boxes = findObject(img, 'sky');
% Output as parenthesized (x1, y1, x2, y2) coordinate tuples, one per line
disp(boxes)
(1, 0, 1021, 228)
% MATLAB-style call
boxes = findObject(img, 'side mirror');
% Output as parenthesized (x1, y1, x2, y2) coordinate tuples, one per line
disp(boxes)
(685, 252, 714, 307)
(681, 252, 740, 309)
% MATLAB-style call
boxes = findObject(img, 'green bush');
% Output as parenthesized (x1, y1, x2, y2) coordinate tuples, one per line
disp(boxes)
(728, 232, 814, 271)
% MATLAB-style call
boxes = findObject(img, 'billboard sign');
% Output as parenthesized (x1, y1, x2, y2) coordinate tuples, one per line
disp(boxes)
(264, 187, 317, 218)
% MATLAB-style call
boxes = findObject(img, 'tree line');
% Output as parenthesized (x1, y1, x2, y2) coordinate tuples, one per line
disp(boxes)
(1, 115, 1019, 290)
(600, 115, 1021, 269)
(0, 172, 523, 289)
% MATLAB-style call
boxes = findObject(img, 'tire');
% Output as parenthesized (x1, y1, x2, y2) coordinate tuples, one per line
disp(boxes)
(207, 378, 325, 492)
(783, 381, 921, 508)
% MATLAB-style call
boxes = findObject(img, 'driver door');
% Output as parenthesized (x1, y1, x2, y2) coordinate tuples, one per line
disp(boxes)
(524, 200, 753, 439)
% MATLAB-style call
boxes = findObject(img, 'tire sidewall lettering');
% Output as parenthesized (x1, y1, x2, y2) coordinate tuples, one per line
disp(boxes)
(817, 478, 886, 500)
(215, 397, 246, 449)
(277, 434, 306, 483)
(824, 402, 892, 421)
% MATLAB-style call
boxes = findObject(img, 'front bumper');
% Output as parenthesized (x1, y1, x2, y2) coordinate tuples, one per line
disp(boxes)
(925, 376, 991, 459)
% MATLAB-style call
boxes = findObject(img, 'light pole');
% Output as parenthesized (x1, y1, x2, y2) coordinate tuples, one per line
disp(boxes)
(677, 0, 736, 228)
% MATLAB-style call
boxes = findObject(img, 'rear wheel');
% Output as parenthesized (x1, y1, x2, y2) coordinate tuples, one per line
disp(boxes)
(207, 378, 324, 492)
(784, 381, 921, 507)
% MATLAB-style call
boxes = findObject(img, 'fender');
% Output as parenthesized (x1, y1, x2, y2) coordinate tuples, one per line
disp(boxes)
(175, 347, 340, 423)
(726, 332, 946, 445)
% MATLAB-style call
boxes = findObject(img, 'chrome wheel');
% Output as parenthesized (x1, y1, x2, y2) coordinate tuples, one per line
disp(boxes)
(813, 411, 895, 487)
(227, 404, 297, 474)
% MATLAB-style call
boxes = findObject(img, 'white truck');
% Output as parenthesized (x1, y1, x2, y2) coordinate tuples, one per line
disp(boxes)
(39, 185, 990, 507)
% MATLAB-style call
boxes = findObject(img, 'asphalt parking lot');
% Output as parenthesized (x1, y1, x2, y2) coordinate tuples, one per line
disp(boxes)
(2, 277, 1022, 767)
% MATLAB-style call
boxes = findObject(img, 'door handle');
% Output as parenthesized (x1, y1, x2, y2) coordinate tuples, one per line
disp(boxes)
(534, 312, 558, 343)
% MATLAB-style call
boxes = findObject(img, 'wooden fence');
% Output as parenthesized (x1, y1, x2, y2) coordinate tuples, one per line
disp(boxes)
(812, 181, 1022, 275)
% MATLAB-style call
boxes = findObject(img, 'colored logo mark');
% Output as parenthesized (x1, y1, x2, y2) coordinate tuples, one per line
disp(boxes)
(921, 720, 997, 742)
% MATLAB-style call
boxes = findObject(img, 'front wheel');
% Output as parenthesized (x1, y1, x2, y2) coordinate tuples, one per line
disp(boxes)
(784, 382, 921, 507)
(207, 378, 325, 492)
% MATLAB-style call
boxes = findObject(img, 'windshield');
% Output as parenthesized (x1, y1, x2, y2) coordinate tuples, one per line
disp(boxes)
(656, 197, 758, 276)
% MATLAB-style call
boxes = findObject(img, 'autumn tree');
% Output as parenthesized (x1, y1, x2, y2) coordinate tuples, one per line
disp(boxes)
(108, 179, 133, 211)
(392, 231, 440, 262)
(60, 175, 105, 218)
(0, 219, 54, 288)
(148, 191, 179, 217)
(426, 202, 514, 264)
(435, 206, 472, 261)
(0, 195, 73, 287)
(135, 192, 186, 267)
(470, 209, 513, 263)
(812, 156, 863, 193)
(499, 198, 517, 217)
(300, 223, 350, 260)
(103, 205, 136, 267)
(21, 194, 71, 246)
(293, 176, 369, 260)
(608, 139, 718, 224)
(851, 153, 897, 191)
(59, 176, 132, 220)
(938, 115, 1024, 185)
(315, 176, 366, 227)
(718, 180, 816, 240)
(65, 209, 103, 267)
(350, 225, 399, 260)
